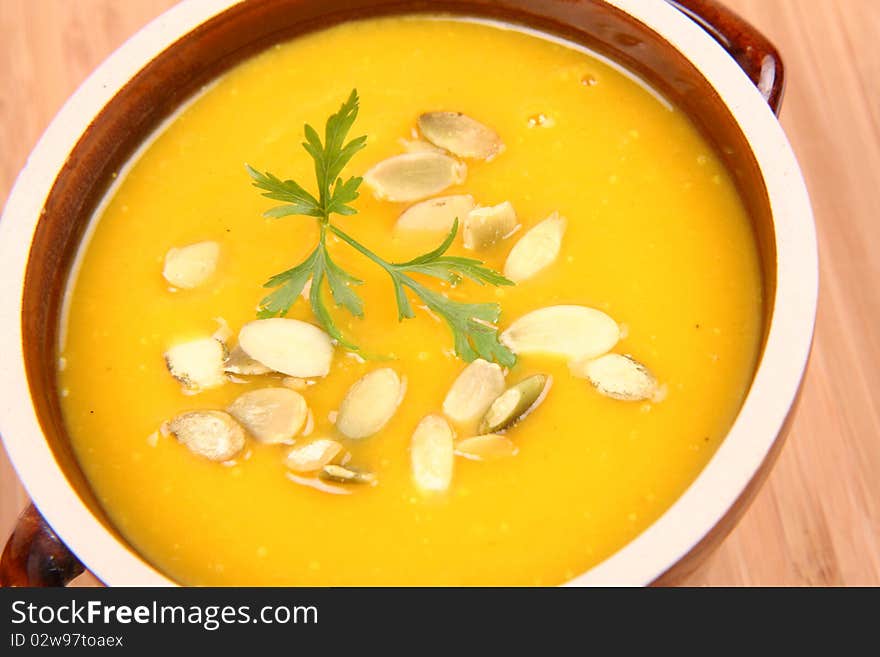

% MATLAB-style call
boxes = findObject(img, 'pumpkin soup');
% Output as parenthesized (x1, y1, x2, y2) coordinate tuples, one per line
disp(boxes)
(58, 17, 763, 585)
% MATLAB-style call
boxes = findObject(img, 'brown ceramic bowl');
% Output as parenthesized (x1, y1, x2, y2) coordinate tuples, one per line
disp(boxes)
(0, 0, 816, 586)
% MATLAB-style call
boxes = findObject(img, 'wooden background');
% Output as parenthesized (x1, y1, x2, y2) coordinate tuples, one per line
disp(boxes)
(1, 0, 877, 586)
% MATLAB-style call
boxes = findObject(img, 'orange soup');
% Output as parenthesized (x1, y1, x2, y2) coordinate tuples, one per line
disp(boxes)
(59, 17, 763, 585)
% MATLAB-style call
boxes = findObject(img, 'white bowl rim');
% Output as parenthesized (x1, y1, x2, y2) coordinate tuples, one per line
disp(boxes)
(0, 0, 817, 587)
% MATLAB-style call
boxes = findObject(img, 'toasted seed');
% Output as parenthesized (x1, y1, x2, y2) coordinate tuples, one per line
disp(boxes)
(336, 368, 405, 439)
(500, 305, 619, 360)
(227, 387, 308, 444)
(410, 414, 455, 493)
(224, 345, 272, 375)
(212, 317, 233, 344)
(320, 464, 377, 485)
(442, 358, 506, 424)
(395, 194, 475, 232)
(503, 212, 567, 282)
(418, 112, 504, 160)
(281, 377, 310, 391)
(463, 201, 518, 250)
(286, 471, 351, 495)
(363, 152, 466, 203)
(165, 337, 227, 391)
(455, 434, 519, 461)
(238, 318, 333, 378)
(399, 137, 445, 154)
(572, 353, 659, 401)
(479, 374, 550, 434)
(166, 410, 245, 462)
(162, 241, 220, 289)
(285, 439, 345, 473)
(301, 409, 315, 436)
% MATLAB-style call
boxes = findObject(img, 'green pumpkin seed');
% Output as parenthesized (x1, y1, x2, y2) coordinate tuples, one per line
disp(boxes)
(320, 464, 377, 485)
(479, 374, 550, 434)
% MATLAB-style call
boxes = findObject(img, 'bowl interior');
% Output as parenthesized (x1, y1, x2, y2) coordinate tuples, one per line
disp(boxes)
(19, 0, 776, 581)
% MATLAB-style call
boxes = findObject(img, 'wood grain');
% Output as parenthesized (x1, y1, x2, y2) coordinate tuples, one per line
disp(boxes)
(1, 0, 877, 587)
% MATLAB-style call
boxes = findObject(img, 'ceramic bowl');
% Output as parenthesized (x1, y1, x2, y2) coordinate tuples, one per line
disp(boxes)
(0, 0, 817, 586)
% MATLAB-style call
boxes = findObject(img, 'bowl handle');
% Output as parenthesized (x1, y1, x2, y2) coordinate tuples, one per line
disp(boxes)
(0, 504, 84, 587)
(668, 0, 785, 113)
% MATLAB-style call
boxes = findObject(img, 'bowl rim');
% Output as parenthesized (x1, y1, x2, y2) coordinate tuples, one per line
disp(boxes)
(0, 0, 817, 587)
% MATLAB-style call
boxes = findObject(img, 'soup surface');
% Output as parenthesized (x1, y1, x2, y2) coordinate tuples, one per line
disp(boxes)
(59, 17, 763, 585)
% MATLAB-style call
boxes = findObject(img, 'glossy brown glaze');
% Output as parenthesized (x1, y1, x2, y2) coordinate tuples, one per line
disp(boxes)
(670, 0, 784, 113)
(8, 0, 788, 586)
(0, 504, 84, 587)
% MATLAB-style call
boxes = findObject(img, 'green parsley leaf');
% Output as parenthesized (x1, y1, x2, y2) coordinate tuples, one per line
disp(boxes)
(248, 90, 516, 365)
(257, 248, 318, 318)
(393, 218, 514, 287)
(245, 165, 321, 219)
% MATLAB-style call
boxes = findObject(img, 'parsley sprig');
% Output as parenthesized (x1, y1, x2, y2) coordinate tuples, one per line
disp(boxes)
(246, 90, 516, 366)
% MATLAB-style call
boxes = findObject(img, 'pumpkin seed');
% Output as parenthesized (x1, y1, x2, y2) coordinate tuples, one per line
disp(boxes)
(238, 318, 334, 378)
(320, 464, 377, 485)
(336, 368, 405, 439)
(479, 374, 550, 434)
(285, 471, 351, 495)
(418, 112, 504, 160)
(395, 194, 475, 232)
(463, 201, 518, 250)
(162, 241, 220, 289)
(500, 305, 619, 361)
(281, 376, 310, 391)
(442, 358, 506, 424)
(572, 353, 658, 401)
(301, 409, 315, 436)
(455, 434, 519, 461)
(165, 337, 227, 392)
(224, 345, 272, 375)
(363, 152, 466, 202)
(212, 317, 233, 344)
(166, 410, 245, 462)
(503, 212, 567, 282)
(227, 387, 308, 444)
(410, 414, 455, 493)
(399, 137, 445, 154)
(285, 439, 344, 473)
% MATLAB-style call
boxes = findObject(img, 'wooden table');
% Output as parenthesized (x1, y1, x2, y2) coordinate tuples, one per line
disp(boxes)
(1, 0, 877, 586)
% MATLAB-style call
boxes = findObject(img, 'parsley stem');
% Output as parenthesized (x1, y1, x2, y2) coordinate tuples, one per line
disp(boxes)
(249, 89, 515, 365)
(327, 223, 394, 273)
